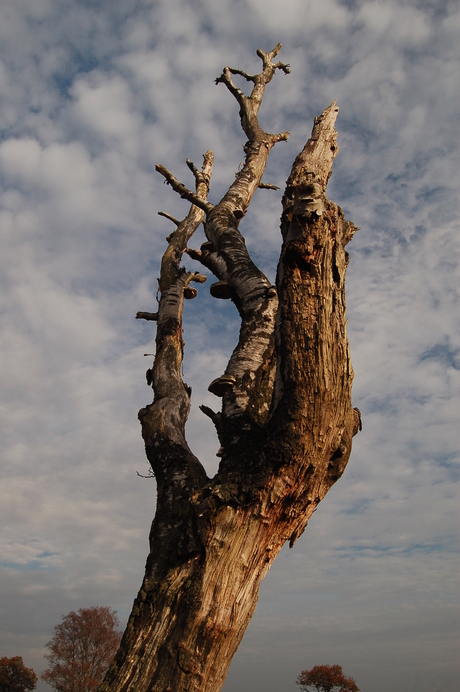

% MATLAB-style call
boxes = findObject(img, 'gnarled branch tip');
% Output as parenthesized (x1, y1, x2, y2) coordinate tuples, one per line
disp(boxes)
(158, 211, 180, 226)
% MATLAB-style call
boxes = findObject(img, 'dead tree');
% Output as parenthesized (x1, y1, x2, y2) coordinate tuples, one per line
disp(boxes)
(100, 45, 361, 692)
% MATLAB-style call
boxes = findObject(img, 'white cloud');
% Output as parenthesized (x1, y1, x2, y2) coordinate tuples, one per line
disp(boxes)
(245, 0, 351, 33)
(358, 1, 431, 46)
(71, 74, 143, 153)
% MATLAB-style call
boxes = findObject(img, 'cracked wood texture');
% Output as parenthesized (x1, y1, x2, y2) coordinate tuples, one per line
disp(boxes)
(100, 45, 360, 692)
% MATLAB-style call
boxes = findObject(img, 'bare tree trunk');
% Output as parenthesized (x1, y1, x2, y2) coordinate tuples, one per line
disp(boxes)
(100, 45, 361, 692)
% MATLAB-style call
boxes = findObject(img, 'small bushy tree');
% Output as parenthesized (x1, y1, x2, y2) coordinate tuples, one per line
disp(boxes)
(41, 606, 121, 692)
(296, 664, 359, 692)
(0, 656, 37, 692)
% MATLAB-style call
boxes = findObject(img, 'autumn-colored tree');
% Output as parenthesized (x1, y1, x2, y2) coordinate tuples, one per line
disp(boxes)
(297, 664, 359, 692)
(0, 656, 37, 692)
(41, 606, 121, 692)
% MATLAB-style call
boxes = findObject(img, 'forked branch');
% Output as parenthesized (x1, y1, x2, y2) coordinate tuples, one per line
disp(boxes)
(215, 42, 290, 142)
(138, 150, 213, 477)
(155, 164, 213, 214)
(151, 48, 292, 433)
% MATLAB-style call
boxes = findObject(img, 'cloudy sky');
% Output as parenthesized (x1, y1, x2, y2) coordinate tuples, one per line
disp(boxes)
(0, 1, 458, 691)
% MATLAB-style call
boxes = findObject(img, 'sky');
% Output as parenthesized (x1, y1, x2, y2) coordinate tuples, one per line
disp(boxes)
(0, 1, 458, 691)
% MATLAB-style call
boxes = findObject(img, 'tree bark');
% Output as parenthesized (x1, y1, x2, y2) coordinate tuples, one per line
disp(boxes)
(100, 45, 360, 692)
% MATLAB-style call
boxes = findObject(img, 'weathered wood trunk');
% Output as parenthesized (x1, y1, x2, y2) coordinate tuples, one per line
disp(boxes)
(100, 45, 360, 692)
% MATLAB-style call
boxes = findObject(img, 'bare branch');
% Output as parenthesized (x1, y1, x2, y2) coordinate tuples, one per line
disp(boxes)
(199, 404, 223, 444)
(186, 156, 212, 190)
(185, 248, 231, 292)
(199, 404, 218, 421)
(184, 247, 201, 261)
(257, 42, 281, 61)
(258, 182, 280, 190)
(215, 67, 246, 106)
(158, 211, 180, 226)
(256, 45, 291, 75)
(189, 272, 207, 284)
(136, 311, 158, 321)
(137, 149, 214, 461)
(155, 164, 214, 214)
(215, 45, 290, 144)
(228, 67, 256, 83)
(136, 470, 154, 479)
(189, 48, 294, 427)
(274, 62, 291, 75)
(272, 131, 290, 142)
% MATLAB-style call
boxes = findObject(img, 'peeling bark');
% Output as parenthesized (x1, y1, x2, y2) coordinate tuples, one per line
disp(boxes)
(100, 46, 360, 692)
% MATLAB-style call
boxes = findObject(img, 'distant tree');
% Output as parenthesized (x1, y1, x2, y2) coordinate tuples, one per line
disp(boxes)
(0, 656, 37, 692)
(41, 606, 122, 692)
(296, 664, 360, 692)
